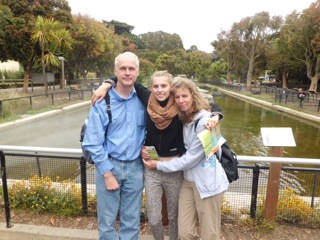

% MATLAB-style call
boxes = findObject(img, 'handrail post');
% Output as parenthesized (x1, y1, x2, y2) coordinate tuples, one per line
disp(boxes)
(311, 172, 318, 208)
(250, 164, 260, 219)
(80, 156, 88, 214)
(0, 99, 3, 117)
(0, 151, 12, 228)
(29, 96, 32, 109)
(35, 152, 42, 177)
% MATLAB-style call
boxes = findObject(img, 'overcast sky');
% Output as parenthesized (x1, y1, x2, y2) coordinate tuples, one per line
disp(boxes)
(67, 0, 315, 53)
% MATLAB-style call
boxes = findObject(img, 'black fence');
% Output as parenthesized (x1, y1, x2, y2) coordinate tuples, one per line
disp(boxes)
(0, 89, 93, 118)
(0, 79, 50, 89)
(216, 83, 320, 112)
(1, 150, 320, 229)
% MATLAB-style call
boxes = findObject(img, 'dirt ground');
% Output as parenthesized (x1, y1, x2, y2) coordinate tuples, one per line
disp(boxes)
(1, 208, 320, 240)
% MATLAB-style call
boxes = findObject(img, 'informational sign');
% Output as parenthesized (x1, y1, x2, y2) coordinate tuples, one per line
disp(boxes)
(261, 127, 296, 147)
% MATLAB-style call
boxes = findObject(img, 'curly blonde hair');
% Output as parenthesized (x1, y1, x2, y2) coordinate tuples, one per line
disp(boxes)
(172, 76, 210, 123)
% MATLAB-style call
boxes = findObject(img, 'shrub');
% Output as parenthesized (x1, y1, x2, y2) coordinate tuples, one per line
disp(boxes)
(277, 189, 319, 226)
(9, 175, 83, 216)
(256, 188, 320, 227)
(221, 196, 231, 216)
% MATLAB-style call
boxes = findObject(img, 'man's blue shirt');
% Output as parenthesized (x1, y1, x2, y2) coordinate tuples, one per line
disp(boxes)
(83, 86, 146, 175)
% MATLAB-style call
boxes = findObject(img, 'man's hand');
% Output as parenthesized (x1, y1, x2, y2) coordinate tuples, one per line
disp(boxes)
(103, 171, 119, 191)
(91, 83, 112, 106)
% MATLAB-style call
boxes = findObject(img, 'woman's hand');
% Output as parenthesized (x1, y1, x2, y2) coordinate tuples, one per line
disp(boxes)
(140, 146, 150, 160)
(91, 83, 111, 105)
(143, 159, 158, 170)
(205, 114, 219, 131)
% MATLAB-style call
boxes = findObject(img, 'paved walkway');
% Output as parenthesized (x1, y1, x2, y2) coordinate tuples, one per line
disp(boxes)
(0, 223, 162, 240)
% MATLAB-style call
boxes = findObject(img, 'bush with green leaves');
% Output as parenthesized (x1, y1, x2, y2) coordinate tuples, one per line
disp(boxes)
(277, 189, 320, 227)
(9, 175, 85, 216)
(256, 188, 320, 228)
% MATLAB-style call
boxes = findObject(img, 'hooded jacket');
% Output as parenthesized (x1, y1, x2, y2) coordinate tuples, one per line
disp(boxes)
(157, 110, 229, 199)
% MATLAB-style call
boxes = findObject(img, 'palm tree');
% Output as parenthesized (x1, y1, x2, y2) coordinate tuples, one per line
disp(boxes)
(31, 16, 72, 93)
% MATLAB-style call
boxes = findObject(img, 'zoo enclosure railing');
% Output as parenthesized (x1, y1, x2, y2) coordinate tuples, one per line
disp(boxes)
(0, 89, 93, 118)
(0, 78, 101, 89)
(216, 83, 320, 112)
(1, 145, 320, 229)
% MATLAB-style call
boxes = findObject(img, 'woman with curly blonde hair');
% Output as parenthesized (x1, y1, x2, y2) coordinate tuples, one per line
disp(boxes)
(144, 77, 229, 240)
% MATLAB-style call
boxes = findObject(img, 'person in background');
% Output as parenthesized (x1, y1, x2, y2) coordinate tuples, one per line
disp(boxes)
(92, 71, 222, 240)
(297, 88, 307, 108)
(298, 88, 307, 100)
(82, 52, 146, 240)
(143, 77, 229, 240)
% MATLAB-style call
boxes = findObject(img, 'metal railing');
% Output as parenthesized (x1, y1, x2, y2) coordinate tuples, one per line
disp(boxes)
(1, 145, 320, 229)
(0, 90, 92, 118)
(216, 83, 320, 112)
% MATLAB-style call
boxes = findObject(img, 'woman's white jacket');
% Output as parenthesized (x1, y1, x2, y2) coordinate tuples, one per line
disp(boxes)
(157, 110, 229, 199)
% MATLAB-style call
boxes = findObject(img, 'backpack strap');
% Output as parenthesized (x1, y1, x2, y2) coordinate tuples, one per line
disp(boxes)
(194, 118, 200, 130)
(105, 92, 112, 123)
(104, 91, 112, 140)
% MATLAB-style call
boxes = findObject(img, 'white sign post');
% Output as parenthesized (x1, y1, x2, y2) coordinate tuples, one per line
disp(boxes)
(260, 127, 296, 221)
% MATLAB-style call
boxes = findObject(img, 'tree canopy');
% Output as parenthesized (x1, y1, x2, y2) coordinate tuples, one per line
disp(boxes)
(1, 0, 319, 91)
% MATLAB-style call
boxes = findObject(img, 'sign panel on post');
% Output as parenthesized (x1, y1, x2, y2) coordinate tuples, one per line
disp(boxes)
(260, 127, 296, 221)
(261, 127, 296, 147)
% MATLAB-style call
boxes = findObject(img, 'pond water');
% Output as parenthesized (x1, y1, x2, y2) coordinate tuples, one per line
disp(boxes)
(0, 95, 319, 161)
(213, 94, 320, 161)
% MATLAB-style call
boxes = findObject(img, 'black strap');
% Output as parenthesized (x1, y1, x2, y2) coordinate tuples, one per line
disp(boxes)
(194, 118, 200, 130)
(105, 92, 112, 123)
(104, 92, 112, 139)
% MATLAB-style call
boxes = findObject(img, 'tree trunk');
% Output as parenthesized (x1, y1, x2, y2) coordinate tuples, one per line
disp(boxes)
(83, 72, 88, 87)
(23, 70, 30, 93)
(227, 71, 232, 83)
(41, 42, 48, 94)
(246, 58, 254, 89)
(22, 64, 29, 93)
(309, 74, 319, 92)
(281, 70, 287, 88)
(59, 59, 65, 89)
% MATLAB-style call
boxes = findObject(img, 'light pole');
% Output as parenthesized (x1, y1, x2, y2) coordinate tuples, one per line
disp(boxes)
(58, 56, 65, 89)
